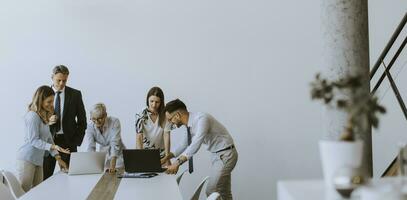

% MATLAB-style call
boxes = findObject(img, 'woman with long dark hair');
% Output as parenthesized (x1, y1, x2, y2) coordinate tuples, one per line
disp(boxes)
(135, 87, 172, 165)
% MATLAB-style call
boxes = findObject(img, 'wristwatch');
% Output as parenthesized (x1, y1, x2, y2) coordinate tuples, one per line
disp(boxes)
(176, 158, 183, 166)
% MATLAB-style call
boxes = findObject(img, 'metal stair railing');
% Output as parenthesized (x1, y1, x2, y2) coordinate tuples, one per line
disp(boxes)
(368, 12, 407, 177)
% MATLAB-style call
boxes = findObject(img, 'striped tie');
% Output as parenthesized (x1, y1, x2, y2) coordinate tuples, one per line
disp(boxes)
(54, 91, 61, 133)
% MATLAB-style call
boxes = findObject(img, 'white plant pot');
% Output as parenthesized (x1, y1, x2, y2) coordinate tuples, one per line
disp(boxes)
(319, 140, 364, 189)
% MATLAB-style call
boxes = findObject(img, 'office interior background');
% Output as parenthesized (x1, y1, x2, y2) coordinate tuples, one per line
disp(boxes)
(1, 0, 407, 199)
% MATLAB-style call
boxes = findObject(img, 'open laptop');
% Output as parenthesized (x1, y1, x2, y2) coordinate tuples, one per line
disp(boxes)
(120, 149, 166, 178)
(68, 152, 106, 175)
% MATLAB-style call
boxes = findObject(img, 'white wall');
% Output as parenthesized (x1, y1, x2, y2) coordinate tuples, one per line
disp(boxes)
(0, 0, 406, 199)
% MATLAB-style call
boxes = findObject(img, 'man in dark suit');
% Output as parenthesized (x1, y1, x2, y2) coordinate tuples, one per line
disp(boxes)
(43, 65, 87, 180)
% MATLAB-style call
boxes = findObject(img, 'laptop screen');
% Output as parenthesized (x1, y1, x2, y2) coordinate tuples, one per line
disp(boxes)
(122, 149, 165, 173)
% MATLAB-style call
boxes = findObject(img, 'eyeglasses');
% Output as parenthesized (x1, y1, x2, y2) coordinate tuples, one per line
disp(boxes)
(91, 116, 106, 122)
(167, 112, 179, 122)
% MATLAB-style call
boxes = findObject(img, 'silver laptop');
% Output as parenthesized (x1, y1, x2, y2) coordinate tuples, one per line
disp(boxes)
(68, 152, 106, 175)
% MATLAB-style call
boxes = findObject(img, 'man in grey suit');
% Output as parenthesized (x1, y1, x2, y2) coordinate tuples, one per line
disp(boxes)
(43, 65, 87, 180)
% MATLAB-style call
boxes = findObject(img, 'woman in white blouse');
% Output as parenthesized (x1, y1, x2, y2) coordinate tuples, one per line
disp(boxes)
(135, 87, 172, 165)
(16, 86, 70, 192)
(83, 103, 125, 173)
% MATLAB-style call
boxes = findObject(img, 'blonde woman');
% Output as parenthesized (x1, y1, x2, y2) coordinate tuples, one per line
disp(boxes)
(83, 103, 125, 173)
(16, 86, 70, 192)
(135, 87, 172, 165)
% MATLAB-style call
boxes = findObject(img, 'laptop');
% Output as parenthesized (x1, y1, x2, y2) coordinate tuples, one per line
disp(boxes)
(121, 149, 166, 177)
(68, 152, 106, 175)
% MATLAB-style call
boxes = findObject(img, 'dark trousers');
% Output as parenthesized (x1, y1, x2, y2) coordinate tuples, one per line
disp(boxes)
(43, 134, 77, 180)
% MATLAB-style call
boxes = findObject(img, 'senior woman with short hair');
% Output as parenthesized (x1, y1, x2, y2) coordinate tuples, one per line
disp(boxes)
(83, 103, 125, 173)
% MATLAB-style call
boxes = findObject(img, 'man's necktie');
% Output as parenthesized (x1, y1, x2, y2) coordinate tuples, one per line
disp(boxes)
(55, 91, 61, 133)
(187, 127, 194, 174)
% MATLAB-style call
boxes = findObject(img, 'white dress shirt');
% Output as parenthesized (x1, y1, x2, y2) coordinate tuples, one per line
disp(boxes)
(174, 112, 235, 160)
(52, 86, 65, 134)
(84, 116, 125, 167)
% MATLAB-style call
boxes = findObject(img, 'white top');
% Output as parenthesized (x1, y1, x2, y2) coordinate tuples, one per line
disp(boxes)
(135, 108, 172, 149)
(84, 116, 125, 167)
(174, 112, 235, 159)
(52, 86, 65, 134)
(17, 111, 58, 166)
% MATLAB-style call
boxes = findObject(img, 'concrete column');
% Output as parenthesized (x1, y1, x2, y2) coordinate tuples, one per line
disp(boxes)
(321, 0, 372, 176)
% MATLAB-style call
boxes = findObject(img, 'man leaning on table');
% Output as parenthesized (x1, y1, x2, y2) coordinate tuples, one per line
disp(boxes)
(83, 103, 125, 173)
(161, 99, 238, 200)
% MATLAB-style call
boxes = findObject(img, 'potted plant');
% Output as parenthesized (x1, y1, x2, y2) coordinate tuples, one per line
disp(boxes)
(310, 73, 386, 192)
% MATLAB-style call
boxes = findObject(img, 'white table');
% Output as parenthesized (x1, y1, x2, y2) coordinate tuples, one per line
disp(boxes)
(20, 172, 182, 200)
(277, 177, 407, 200)
(114, 174, 182, 200)
(277, 179, 327, 200)
(20, 172, 103, 200)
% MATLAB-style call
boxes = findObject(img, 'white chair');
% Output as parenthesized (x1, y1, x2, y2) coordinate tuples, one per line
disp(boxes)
(1, 170, 25, 199)
(0, 183, 14, 200)
(207, 192, 221, 200)
(0, 170, 14, 200)
(190, 176, 209, 200)
(176, 169, 188, 185)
